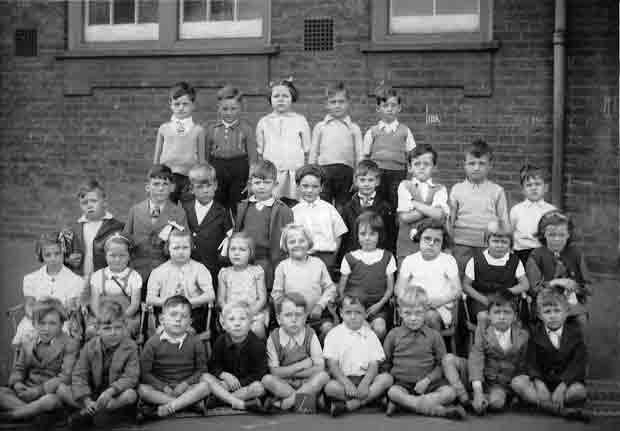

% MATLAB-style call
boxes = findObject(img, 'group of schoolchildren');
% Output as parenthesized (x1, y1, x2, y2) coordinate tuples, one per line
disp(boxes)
(0, 79, 593, 428)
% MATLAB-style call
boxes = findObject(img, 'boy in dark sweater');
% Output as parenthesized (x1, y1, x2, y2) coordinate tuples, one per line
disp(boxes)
(58, 299, 139, 429)
(511, 287, 590, 421)
(137, 295, 209, 421)
(203, 302, 268, 412)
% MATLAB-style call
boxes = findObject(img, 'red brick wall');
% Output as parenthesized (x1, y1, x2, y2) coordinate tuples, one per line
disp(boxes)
(0, 0, 618, 376)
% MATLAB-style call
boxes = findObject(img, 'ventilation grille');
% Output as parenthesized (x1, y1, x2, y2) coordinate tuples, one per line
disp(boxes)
(304, 18, 333, 51)
(15, 29, 37, 57)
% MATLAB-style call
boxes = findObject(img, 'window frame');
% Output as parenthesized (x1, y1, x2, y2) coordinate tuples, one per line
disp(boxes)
(68, 0, 272, 53)
(370, 0, 493, 46)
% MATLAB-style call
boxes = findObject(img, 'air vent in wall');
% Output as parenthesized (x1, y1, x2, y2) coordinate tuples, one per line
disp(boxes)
(15, 29, 38, 57)
(304, 18, 334, 51)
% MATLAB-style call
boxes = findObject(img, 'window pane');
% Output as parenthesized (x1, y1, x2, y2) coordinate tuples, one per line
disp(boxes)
(436, 0, 478, 14)
(238, 0, 263, 20)
(113, 0, 135, 24)
(88, 0, 110, 25)
(391, 0, 433, 17)
(183, 0, 206, 22)
(210, 0, 234, 21)
(138, 0, 158, 23)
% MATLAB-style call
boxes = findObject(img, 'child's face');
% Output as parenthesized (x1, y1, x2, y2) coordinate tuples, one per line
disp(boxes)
(228, 237, 251, 267)
(106, 242, 130, 273)
(286, 229, 310, 260)
(98, 320, 126, 348)
(409, 152, 435, 182)
(298, 174, 322, 203)
(358, 224, 379, 252)
(41, 244, 63, 272)
(377, 96, 401, 123)
(325, 91, 349, 118)
(464, 153, 491, 183)
(522, 176, 546, 202)
(161, 303, 192, 337)
(190, 175, 217, 205)
(488, 303, 516, 332)
(271, 85, 293, 114)
(169, 94, 195, 120)
(35, 311, 62, 343)
(355, 173, 379, 197)
(79, 190, 106, 221)
(250, 177, 276, 201)
(168, 236, 191, 265)
(399, 304, 426, 331)
(221, 307, 251, 340)
(419, 228, 443, 260)
(218, 98, 241, 124)
(539, 302, 567, 331)
(544, 224, 569, 253)
(487, 234, 511, 258)
(146, 177, 172, 203)
(340, 299, 365, 331)
(277, 300, 307, 335)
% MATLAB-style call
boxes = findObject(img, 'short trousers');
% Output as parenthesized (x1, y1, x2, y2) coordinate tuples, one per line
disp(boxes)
(393, 378, 450, 394)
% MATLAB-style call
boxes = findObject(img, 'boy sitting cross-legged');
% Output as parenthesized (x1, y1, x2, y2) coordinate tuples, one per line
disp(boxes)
(261, 293, 329, 412)
(0, 298, 78, 428)
(383, 286, 466, 419)
(58, 299, 139, 429)
(203, 302, 268, 413)
(137, 295, 210, 421)
(323, 294, 393, 416)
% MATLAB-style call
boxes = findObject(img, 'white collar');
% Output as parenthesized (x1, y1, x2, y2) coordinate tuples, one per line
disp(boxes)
(221, 119, 238, 128)
(171, 116, 195, 135)
(411, 178, 434, 186)
(297, 198, 322, 208)
(36, 336, 55, 345)
(524, 199, 547, 207)
(378, 120, 399, 132)
(149, 200, 166, 211)
(160, 331, 188, 349)
(42, 265, 65, 281)
(104, 267, 131, 279)
(483, 249, 511, 264)
(324, 114, 353, 127)
(546, 325, 563, 337)
(278, 327, 306, 347)
(78, 211, 114, 223)
(493, 327, 511, 339)
(195, 200, 214, 210)
(249, 196, 275, 210)
(344, 323, 369, 338)
(171, 115, 194, 126)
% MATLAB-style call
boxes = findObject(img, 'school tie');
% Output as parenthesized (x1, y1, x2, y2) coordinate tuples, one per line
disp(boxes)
(176, 120, 186, 134)
(150, 205, 160, 218)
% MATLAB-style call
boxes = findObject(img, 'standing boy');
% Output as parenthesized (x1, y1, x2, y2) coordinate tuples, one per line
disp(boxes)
(205, 85, 257, 216)
(309, 82, 363, 212)
(64, 179, 124, 277)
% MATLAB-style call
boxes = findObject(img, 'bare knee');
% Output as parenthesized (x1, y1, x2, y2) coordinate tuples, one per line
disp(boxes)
(137, 384, 153, 397)
(247, 381, 265, 397)
(261, 374, 276, 388)
(121, 389, 138, 404)
(324, 380, 342, 396)
(488, 389, 507, 410)
(510, 375, 530, 391)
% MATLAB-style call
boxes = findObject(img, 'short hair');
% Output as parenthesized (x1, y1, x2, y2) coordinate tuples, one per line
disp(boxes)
(76, 179, 106, 199)
(189, 163, 217, 184)
(217, 84, 243, 102)
(280, 223, 314, 253)
(33, 298, 67, 324)
(148, 164, 173, 181)
(374, 82, 401, 105)
(170, 81, 196, 102)
(103, 232, 133, 253)
(325, 81, 348, 99)
(270, 78, 298, 103)
(536, 286, 569, 312)
(356, 211, 385, 244)
(35, 232, 64, 263)
(295, 164, 325, 186)
(227, 232, 256, 264)
(166, 228, 192, 255)
(97, 299, 126, 324)
(163, 295, 192, 314)
(249, 160, 277, 181)
(519, 164, 547, 185)
(221, 301, 253, 320)
(341, 293, 364, 308)
(407, 143, 438, 165)
(354, 159, 381, 179)
(487, 290, 517, 312)
(275, 292, 307, 314)
(536, 210, 572, 247)
(484, 219, 514, 247)
(412, 218, 451, 250)
(397, 285, 429, 309)
(465, 139, 493, 160)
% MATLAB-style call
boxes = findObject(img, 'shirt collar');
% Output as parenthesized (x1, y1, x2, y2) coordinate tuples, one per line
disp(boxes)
(278, 327, 306, 347)
(465, 178, 488, 187)
(411, 177, 434, 187)
(324, 114, 353, 127)
(149, 200, 166, 211)
(524, 199, 547, 207)
(483, 249, 510, 264)
(404, 324, 430, 337)
(171, 116, 194, 135)
(249, 196, 275, 210)
(221, 119, 238, 129)
(224, 332, 250, 348)
(546, 325, 563, 337)
(344, 323, 369, 338)
(378, 120, 399, 132)
(358, 192, 376, 207)
(36, 336, 55, 346)
(195, 200, 214, 211)
(160, 331, 188, 349)
(104, 266, 131, 279)
(298, 198, 321, 208)
(78, 211, 114, 223)
(494, 327, 511, 339)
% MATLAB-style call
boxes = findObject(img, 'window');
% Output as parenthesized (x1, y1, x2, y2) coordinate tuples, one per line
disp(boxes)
(68, 0, 271, 52)
(369, 0, 493, 47)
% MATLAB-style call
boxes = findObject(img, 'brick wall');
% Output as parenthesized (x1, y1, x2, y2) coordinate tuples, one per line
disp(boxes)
(0, 0, 618, 377)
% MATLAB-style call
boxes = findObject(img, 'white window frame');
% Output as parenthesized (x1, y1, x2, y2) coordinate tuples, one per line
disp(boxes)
(389, 0, 480, 34)
(84, 0, 158, 42)
(179, 0, 263, 39)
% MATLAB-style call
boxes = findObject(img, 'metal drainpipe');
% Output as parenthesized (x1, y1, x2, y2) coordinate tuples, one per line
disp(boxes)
(552, 0, 567, 209)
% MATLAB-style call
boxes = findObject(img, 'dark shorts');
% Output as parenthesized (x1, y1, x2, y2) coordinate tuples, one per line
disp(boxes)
(212, 156, 249, 215)
(393, 378, 450, 394)
(320, 164, 354, 210)
(347, 375, 365, 386)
